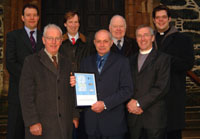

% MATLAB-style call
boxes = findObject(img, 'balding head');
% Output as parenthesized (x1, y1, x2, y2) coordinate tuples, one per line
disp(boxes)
(109, 15, 126, 40)
(94, 29, 113, 56)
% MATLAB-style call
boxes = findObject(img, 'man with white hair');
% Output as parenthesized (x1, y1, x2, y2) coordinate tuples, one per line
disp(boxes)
(109, 15, 138, 57)
(19, 24, 79, 139)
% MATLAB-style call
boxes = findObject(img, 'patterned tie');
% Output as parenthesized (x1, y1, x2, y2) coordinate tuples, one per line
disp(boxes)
(71, 37, 76, 45)
(30, 31, 36, 52)
(52, 56, 58, 69)
(117, 40, 121, 50)
(98, 57, 104, 73)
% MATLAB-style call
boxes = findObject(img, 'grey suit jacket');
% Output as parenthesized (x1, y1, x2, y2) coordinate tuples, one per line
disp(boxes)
(19, 49, 79, 139)
(128, 48, 170, 128)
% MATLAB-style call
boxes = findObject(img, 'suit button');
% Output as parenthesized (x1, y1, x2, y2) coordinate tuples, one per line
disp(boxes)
(59, 113, 61, 117)
(58, 96, 60, 100)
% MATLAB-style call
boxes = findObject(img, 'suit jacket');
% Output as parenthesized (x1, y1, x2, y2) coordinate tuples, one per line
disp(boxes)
(6, 28, 43, 104)
(154, 26, 194, 130)
(111, 36, 138, 57)
(19, 49, 79, 139)
(128, 49, 170, 128)
(80, 52, 133, 136)
(59, 32, 93, 72)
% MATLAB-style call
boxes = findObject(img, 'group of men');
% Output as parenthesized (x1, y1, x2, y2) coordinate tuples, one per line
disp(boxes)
(6, 3, 194, 139)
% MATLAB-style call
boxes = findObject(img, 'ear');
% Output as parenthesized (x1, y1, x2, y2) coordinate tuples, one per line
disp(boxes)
(64, 23, 67, 27)
(168, 17, 171, 22)
(42, 36, 46, 45)
(21, 15, 25, 22)
(152, 35, 155, 42)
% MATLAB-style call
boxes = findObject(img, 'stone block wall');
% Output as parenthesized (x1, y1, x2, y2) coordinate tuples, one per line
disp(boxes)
(161, 0, 200, 106)
(0, 5, 3, 96)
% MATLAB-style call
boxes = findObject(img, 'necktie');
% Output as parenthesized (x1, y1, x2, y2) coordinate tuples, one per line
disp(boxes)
(52, 56, 58, 69)
(30, 31, 36, 52)
(117, 40, 121, 50)
(71, 37, 76, 45)
(98, 58, 104, 73)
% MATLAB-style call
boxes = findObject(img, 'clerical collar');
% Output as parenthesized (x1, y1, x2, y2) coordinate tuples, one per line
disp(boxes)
(139, 48, 152, 54)
(68, 33, 79, 42)
(158, 27, 170, 36)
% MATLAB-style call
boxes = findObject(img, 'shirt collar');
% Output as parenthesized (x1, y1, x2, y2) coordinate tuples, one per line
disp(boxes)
(67, 33, 79, 42)
(112, 37, 124, 46)
(44, 48, 58, 63)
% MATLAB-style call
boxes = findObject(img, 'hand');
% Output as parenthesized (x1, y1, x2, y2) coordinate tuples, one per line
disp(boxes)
(73, 118, 79, 128)
(127, 99, 143, 115)
(29, 123, 42, 136)
(70, 75, 76, 87)
(91, 101, 105, 113)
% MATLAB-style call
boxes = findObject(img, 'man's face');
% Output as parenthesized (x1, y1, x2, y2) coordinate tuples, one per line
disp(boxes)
(64, 14, 80, 36)
(136, 27, 154, 51)
(153, 10, 171, 32)
(94, 31, 113, 56)
(109, 17, 126, 40)
(42, 28, 62, 55)
(21, 8, 39, 30)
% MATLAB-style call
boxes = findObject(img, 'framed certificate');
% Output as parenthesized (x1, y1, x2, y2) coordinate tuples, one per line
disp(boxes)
(74, 73, 97, 106)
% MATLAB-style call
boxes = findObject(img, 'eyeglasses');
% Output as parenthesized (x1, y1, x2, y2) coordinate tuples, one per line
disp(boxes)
(45, 36, 62, 42)
(155, 15, 168, 20)
(136, 33, 152, 39)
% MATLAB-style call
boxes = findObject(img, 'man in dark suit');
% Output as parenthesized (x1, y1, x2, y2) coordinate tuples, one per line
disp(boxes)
(152, 5, 194, 139)
(19, 24, 79, 139)
(5, 4, 43, 139)
(109, 15, 138, 57)
(70, 29, 133, 139)
(127, 25, 170, 139)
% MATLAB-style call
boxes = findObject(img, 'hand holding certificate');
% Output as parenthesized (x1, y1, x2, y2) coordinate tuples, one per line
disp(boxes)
(74, 73, 98, 106)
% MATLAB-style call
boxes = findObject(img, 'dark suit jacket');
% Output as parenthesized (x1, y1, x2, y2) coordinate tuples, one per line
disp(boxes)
(111, 36, 138, 57)
(80, 52, 133, 136)
(128, 49, 170, 128)
(154, 26, 194, 130)
(6, 28, 43, 104)
(19, 49, 79, 139)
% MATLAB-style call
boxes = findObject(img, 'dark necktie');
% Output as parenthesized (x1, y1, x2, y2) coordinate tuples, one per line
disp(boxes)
(52, 56, 58, 69)
(117, 40, 121, 50)
(30, 31, 36, 52)
(71, 37, 76, 45)
(98, 58, 104, 73)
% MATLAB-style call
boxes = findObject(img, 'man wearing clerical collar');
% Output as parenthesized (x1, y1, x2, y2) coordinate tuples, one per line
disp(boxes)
(127, 25, 170, 139)
(153, 5, 194, 139)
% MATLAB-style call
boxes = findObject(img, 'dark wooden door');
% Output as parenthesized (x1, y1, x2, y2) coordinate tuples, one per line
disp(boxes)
(41, 0, 124, 38)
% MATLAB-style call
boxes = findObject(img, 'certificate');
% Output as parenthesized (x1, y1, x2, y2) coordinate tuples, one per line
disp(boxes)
(74, 73, 97, 106)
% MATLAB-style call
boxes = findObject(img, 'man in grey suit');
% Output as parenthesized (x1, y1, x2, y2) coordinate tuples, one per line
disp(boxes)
(71, 29, 133, 139)
(127, 25, 170, 139)
(6, 4, 43, 139)
(19, 24, 79, 139)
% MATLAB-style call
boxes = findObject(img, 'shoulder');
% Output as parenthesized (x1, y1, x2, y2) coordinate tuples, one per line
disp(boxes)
(7, 28, 24, 37)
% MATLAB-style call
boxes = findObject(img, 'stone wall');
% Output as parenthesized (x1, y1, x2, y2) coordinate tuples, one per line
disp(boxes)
(0, 5, 3, 96)
(161, 0, 200, 106)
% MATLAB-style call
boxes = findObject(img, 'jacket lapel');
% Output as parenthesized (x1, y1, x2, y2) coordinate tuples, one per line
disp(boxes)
(100, 52, 114, 74)
(38, 49, 58, 75)
(21, 29, 33, 52)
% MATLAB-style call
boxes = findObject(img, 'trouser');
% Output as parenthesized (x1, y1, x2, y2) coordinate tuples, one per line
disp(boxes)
(7, 103, 25, 139)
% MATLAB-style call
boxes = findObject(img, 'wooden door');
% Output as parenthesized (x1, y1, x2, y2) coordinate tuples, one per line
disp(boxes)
(41, 0, 124, 38)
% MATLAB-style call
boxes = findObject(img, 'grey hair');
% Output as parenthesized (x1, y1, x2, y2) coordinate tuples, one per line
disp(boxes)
(94, 29, 112, 40)
(109, 15, 127, 28)
(43, 24, 63, 37)
(136, 24, 154, 36)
